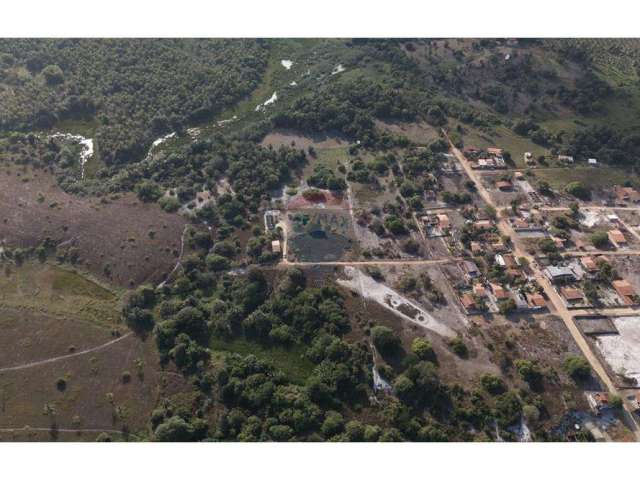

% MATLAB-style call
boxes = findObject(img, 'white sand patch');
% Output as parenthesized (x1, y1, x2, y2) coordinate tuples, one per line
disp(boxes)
(331, 64, 346, 75)
(255, 92, 278, 112)
(152, 132, 176, 148)
(145, 132, 176, 161)
(187, 127, 201, 138)
(49, 132, 94, 179)
(337, 267, 456, 338)
(596, 316, 640, 383)
(281, 59, 293, 70)
(217, 115, 238, 127)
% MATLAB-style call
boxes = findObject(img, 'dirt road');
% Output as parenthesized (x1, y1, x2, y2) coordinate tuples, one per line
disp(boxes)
(444, 130, 640, 439)
(278, 258, 458, 268)
(0, 332, 133, 373)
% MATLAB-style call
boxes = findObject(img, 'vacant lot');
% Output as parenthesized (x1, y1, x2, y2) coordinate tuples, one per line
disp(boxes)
(0, 262, 119, 328)
(0, 164, 186, 287)
(287, 209, 357, 262)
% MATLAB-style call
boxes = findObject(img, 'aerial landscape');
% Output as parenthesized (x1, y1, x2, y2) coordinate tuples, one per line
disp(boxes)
(4, 38, 640, 442)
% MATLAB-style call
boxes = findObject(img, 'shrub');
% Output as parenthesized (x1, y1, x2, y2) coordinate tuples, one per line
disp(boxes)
(449, 336, 468, 358)
(159, 196, 181, 213)
(564, 356, 591, 381)
(411, 338, 435, 361)
(565, 181, 590, 200)
(590, 231, 609, 249)
(56, 377, 67, 391)
(480, 373, 506, 395)
(371, 326, 401, 355)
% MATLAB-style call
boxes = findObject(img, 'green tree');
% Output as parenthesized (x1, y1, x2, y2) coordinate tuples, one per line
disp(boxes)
(563, 355, 591, 381)
(371, 326, 401, 355)
(590, 231, 609, 249)
(565, 181, 590, 200)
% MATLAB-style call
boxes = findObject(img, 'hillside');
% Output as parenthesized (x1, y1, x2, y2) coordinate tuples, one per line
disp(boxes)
(1, 38, 640, 443)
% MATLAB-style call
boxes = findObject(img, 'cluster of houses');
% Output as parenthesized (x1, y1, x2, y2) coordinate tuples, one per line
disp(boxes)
(612, 185, 640, 206)
(465, 146, 507, 170)
(458, 255, 545, 314)
(543, 256, 639, 307)
(421, 212, 451, 237)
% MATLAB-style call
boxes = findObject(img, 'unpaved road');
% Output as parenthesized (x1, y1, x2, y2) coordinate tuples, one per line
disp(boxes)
(278, 258, 458, 268)
(445, 130, 640, 440)
(0, 332, 133, 373)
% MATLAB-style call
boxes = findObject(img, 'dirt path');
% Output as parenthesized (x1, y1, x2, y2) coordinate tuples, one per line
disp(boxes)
(0, 332, 133, 373)
(444, 130, 640, 440)
(157, 224, 189, 288)
(564, 250, 640, 257)
(0, 426, 123, 434)
(278, 258, 458, 268)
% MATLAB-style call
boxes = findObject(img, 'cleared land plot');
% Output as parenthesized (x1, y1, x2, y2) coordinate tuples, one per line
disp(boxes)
(595, 316, 640, 385)
(462, 125, 551, 169)
(374, 120, 440, 145)
(533, 167, 638, 192)
(287, 209, 356, 262)
(0, 165, 186, 287)
(0, 335, 171, 436)
(0, 262, 119, 328)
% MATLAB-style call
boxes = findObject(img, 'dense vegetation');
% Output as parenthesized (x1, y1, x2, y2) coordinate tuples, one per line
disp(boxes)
(0, 39, 268, 163)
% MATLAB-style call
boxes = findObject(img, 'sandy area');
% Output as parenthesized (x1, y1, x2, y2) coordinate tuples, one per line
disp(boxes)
(337, 266, 456, 338)
(596, 316, 640, 383)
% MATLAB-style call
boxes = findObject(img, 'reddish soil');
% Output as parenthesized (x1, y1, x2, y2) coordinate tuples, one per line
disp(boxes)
(0, 165, 186, 287)
(287, 190, 349, 210)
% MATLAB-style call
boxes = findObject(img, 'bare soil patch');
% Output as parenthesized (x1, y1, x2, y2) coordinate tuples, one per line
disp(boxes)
(0, 165, 186, 287)
(261, 129, 349, 150)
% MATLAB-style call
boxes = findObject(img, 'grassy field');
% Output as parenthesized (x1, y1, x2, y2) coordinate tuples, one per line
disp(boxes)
(532, 166, 639, 190)
(302, 145, 349, 178)
(0, 262, 120, 327)
(462, 125, 551, 168)
(210, 337, 314, 384)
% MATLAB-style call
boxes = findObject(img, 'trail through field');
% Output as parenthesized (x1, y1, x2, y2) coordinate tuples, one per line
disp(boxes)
(157, 224, 189, 288)
(0, 332, 132, 373)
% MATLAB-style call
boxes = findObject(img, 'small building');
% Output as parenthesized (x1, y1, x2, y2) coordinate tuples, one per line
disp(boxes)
(575, 239, 587, 251)
(503, 254, 518, 269)
(271, 240, 282, 254)
(473, 283, 486, 297)
(524, 152, 532, 160)
(487, 147, 503, 157)
(470, 241, 483, 255)
(514, 171, 525, 181)
(614, 185, 640, 205)
(612, 279, 637, 305)
(513, 218, 529, 230)
(460, 293, 477, 312)
(608, 229, 627, 248)
(436, 214, 450, 230)
(474, 220, 493, 230)
(544, 265, 576, 283)
(490, 282, 508, 300)
(558, 154, 574, 163)
(461, 260, 480, 280)
(551, 236, 566, 249)
(526, 292, 546, 309)
(581, 256, 598, 273)
(491, 239, 507, 252)
(496, 180, 513, 191)
(588, 158, 598, 166)
(561, 286, 584, 305)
